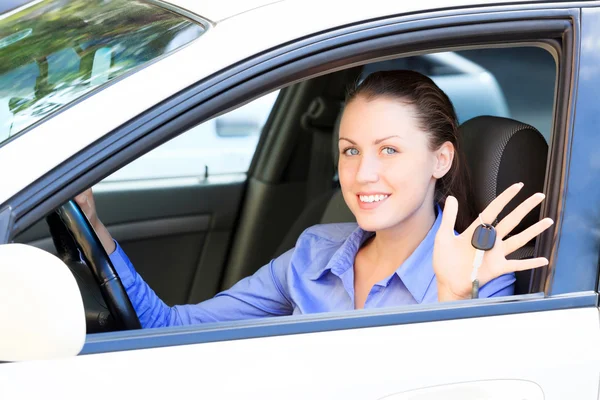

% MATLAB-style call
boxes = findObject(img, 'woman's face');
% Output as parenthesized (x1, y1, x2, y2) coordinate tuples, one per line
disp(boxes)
(337, 95, 452, 232)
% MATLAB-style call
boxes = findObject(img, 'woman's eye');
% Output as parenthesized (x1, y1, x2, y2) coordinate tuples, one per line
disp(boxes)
(343, 148, 359, 156)
(382, 147, 397, 155)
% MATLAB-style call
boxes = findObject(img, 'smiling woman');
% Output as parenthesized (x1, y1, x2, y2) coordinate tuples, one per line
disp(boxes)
(339, 70, 475, 233)
(0, 0, 206, 143)
(69, 69, 553, 327)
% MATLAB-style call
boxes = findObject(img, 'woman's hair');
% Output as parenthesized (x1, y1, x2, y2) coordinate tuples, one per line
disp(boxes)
(345, 70, 476, 232)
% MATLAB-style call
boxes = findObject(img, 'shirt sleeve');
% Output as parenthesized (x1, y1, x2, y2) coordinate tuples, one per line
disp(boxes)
(109, 241, 294, 328)
(478, 272, 516, 298)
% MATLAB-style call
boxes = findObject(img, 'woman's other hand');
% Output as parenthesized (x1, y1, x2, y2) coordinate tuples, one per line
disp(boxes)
(433, 183, 554, 301)
(74, 188, 116, 255)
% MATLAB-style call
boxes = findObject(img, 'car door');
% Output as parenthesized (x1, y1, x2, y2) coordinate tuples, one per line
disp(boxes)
(1, 2, 600, 399)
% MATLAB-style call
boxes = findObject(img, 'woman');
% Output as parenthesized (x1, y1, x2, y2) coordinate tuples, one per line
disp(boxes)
(76, 70, 554, 328)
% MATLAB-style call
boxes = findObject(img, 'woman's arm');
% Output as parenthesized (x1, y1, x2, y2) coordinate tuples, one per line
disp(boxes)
(75, 189, 115, 255)
(109, 243, 294, 328)
(75, 189, 294, 328)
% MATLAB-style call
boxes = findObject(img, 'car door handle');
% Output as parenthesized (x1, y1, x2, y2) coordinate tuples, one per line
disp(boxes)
(377, 379, 543, 400)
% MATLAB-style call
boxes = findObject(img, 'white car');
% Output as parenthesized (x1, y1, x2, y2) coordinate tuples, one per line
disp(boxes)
(0, 0, 598, 399)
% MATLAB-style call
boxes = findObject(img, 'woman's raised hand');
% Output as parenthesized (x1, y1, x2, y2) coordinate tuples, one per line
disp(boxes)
(74, 188, 116, 255)
(75, 188, 100, 229)
(433, 183, 554, 301)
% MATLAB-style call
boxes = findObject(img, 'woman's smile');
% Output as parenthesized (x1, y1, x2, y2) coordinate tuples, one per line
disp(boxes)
(357, 192, 391, 210)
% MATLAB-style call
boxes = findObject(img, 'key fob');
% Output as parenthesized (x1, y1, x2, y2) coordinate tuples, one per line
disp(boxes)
(472, 223, 496, 251)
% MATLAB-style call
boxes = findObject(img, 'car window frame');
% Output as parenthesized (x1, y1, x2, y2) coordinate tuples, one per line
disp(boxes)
(1, 4, 593, 355)
(554, 5, 600, 295)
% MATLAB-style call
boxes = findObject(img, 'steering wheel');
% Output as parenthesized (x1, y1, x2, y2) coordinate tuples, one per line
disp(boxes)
(46, 200, 141, 332)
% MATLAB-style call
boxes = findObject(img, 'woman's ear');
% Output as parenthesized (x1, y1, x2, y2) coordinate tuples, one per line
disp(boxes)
(432, 141, 455, 179)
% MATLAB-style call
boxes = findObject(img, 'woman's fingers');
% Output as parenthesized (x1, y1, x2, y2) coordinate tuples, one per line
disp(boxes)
(439, 196, 459, 237)
(74, 191, 91, 213)
(74, 188, 97, 225)
(503, 257, 549, 273)
(503, 217, 554, 255)
(495, 192, 546, 238)
(466, 182, 524, 234)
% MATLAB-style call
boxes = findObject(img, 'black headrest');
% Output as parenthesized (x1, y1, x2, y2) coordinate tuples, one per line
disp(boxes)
(460, 116, 548, 234)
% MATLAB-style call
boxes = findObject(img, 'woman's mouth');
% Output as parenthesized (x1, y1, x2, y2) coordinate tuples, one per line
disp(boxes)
(357, 193, 390, 210)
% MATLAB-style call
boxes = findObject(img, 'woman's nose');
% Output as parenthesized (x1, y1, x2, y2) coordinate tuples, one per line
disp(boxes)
(355, 155, 380, 184)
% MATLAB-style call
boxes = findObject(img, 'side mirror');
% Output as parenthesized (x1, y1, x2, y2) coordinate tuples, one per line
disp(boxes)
(0, 244, 86, 361)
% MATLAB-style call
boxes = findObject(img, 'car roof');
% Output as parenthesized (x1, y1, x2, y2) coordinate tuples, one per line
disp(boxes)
(164, 0, 535, 24)
(163, 0, 283, 23)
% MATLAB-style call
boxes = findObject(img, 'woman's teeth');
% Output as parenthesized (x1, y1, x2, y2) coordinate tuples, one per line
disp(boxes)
(359, 194, 389, 203)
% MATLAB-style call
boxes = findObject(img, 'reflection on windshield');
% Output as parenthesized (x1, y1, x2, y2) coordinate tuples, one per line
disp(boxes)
(0, 0, 205, 144)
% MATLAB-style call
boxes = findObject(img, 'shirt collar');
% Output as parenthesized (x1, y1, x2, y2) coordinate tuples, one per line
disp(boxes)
(306, 204, 443, 304)
(305, 225, 371, 281)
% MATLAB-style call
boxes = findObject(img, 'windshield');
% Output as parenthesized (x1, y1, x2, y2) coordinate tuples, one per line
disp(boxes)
(0, 0, 206, 145)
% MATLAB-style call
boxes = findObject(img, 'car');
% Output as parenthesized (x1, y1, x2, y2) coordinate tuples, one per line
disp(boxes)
(0, 0, 599, 398)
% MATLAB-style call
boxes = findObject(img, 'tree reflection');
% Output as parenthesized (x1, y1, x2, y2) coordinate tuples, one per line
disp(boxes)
(0, 0, 205, 138)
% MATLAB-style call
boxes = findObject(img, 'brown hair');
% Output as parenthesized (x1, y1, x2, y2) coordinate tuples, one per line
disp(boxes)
(345, 70, 476, 232)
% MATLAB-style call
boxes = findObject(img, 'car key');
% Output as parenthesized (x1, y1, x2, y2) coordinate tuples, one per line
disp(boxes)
(470, 217, 497, 299)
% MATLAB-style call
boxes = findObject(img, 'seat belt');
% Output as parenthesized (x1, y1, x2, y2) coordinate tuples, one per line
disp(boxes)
(300, 97, 339, 203)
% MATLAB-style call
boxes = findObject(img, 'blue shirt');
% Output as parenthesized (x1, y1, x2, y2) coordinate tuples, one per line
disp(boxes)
(109, 209, 515, 328)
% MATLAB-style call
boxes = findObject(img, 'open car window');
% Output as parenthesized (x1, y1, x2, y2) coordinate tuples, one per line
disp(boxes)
(0, 0, 206, 144)
(14, 45, 558, 317)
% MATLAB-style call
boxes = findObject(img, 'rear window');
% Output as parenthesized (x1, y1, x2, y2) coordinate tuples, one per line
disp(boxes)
(0, 0, 206, 144)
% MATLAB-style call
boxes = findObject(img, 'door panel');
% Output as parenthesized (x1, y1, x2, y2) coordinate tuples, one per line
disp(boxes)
(15, 180, 247, 305)
(117, 232, 207, 306)
(0, 307, 598, 398)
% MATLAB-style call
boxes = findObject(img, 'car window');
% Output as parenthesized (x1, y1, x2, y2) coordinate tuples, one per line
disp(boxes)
(0, 0, 206, 144)
(362, 47, 555, 140)
(456, 47, 556, 140)
(102, 90, 280, 182)
(102, 48, 556, 184)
